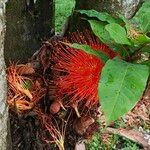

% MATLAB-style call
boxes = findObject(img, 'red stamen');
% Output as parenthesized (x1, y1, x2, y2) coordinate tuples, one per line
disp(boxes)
(51, 31, 118, 108)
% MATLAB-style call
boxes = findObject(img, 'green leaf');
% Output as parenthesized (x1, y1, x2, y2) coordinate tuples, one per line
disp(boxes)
(119, 14, 150, 45)
(68, 43, 109, 63)
(99, 58, 149, 124)
(109, 44, 130, 57)
(132, 34, 150, 44)
(141, 60, 150, 73)
(88, 20, 111, 43)
(137, 34, 150, 44)
(77, 9, 117, 23)
(140, 44, 150, 52)
(105, 23, 131, 45)
(119, 14, 132, 31)
(141, 60, 150, 66)
(141, 13, 150, 33)
(88, 20, 128, 54)
(132, 1, 150, 33)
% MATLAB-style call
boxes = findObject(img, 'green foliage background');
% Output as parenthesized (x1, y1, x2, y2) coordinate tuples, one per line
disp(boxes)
(55, 1, 149, 149)
(55, 0, 75, 32)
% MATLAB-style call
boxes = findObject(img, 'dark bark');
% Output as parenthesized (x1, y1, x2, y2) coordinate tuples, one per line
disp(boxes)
(36, 0, 55, 39)
(4, 0, 55, 64)
(67, 0, 143, 33)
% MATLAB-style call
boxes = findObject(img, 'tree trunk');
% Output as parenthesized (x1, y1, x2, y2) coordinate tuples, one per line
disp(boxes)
(0, 0, 55, 149)
(4, 0, 55, 64)
(0, 0, 11, 149)
(67, 0, 143, 32)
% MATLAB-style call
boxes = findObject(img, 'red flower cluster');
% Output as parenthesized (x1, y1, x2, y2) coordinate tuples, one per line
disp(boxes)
(51, 31, 117, 108)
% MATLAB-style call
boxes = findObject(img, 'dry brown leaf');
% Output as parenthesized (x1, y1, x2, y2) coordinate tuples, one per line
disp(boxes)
(124, 82, 150, 127)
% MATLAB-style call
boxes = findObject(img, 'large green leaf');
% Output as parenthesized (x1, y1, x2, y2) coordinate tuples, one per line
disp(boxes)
(141, 13, 150, 33)
(137, 34, 150, 44)
(67, 43, 109, 63)
(141, 60, 150, 73)
(105, 23, 131, 45)
(77, 9, 117, 23)
(119, 14, 132, 32)
(119, 13, 150, 45)
(132, 1, 150, 33)
(99, 58, 149, 124)
(88, 20, 128, 54)
(88, 20, 111, 43)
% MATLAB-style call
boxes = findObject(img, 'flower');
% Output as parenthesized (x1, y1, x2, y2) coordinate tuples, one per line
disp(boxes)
(51, 31, 117, 108)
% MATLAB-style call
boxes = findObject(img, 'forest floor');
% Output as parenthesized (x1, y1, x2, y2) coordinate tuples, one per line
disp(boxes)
(8, 1, 150, 150)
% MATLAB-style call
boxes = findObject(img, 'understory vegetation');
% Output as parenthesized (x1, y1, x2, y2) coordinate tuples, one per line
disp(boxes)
(55, 0, 75, 32)
(55, 1, 150, 149)
(8, 0, 149, 150)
